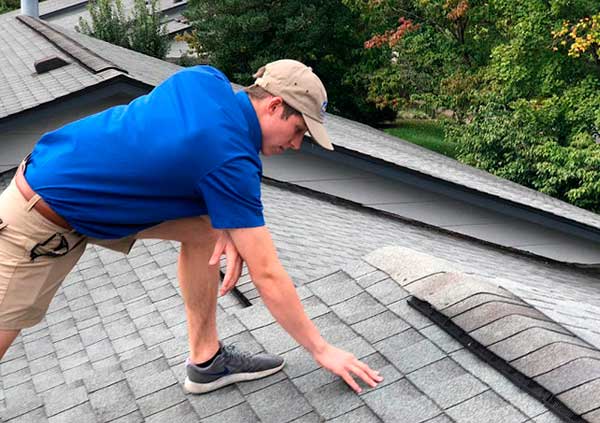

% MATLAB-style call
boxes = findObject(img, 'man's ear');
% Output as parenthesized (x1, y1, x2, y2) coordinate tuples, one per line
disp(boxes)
(267, 96, 284, 115)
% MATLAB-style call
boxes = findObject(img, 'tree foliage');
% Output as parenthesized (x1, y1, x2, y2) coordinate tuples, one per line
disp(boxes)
(182, 0, 394, 123)
(76, 0, 169, 59)
(344, 0, 600, 212)
(0, 0, 19, 14)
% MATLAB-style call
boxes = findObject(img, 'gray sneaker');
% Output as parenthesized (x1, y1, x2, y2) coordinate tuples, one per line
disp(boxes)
(184, 343, 285, 394)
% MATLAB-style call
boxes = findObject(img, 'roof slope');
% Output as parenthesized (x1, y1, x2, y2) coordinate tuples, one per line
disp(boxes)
(1, 169, 599, 422)
(0, 15, 180, 121)
(323, 114, 600, 234)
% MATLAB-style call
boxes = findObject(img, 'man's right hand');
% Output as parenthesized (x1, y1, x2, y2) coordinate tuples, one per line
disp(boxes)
(312, 343, 383, 393)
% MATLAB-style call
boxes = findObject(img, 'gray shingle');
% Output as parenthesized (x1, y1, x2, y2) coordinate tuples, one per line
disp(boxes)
(453, 302, 552, 333)
(83, 364, 125, 393)
(557, 378, 600, 414)
(246, 380, 313, 423)
(355, 271, 389, 288)
(313, 313, 358, 345)
(235, 303, 276, 330)
(125, 358, 177, 398)
(307, 271, 362, 305)
(32, 366, 65, 393)
(331, 292, 386, 325)
(304, 380, 364, 419)
(48, 402, 98, 423)
(202, 402, 260, 423)
(351, 311, 410, 344)
(88, 380, 137, 421)
(446, 391, 527, 423)
(489, 329, 588, 361)
(451, 349, 548, 418)
(362, 379, 441, 423)
(534, 358, 600, 393)
(292, 367, 339, 394)
(375, 329, 445, 374)
(342, 260, 377, 280)
(4, 407, 47, 422)
(470, 314, 569, 346)
(531, 411, 564, 423)
(1, 355, 29, 376)
(406, 358, 487, 408)
(138, 323, 174, 347)
(188, 384, 244, 418)
(366, 278, 410, 305)
(252, 322, 298, 355)
(328, 406, 380, 422)
(136, 384, 186, 417)
(144, 401, 199, 423)
(582, 408, 600, 423)
(420, 324, 463, 353)
(1, 382, 44, 421)
(282, 346, 319, 379)
(42, 383, 88, 416)
(388, 299, 433, 330)
(62, 362, 94, 385)
(236, 371, 287, 396)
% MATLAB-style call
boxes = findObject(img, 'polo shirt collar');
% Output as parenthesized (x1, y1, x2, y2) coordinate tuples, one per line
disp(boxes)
(236, 91, 262, 153)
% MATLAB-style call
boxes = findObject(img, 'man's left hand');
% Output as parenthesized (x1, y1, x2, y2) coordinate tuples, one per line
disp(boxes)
(209, 230, 243, 296)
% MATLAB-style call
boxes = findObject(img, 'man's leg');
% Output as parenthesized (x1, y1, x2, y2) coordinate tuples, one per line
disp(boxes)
(137, 216, 220, 363)
(0, 329, 20, 359)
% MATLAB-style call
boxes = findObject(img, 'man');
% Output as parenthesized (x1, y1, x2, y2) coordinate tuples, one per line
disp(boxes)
(0, 59, 382, 394)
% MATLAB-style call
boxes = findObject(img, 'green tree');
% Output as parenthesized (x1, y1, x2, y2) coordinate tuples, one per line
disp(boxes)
(77, 0, 169, 59)
(344, 0, 500, 117)
(182, 0, 394, 123)
(129, 0, 169, 58)
(76, 0, 130, 49)
(0, 0, 19, 14)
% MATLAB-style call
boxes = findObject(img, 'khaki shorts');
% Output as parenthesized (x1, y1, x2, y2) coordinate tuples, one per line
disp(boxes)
(0, 178, 137, 330)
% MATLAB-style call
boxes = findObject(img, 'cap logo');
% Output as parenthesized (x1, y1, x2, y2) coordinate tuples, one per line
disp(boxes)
(320, 100, 328, 120)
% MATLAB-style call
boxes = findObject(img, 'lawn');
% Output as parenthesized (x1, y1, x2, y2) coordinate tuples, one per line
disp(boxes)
(384, 119, 458, 159)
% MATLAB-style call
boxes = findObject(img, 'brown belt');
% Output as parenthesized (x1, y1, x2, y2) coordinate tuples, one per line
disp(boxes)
(15, 163, 72, 230)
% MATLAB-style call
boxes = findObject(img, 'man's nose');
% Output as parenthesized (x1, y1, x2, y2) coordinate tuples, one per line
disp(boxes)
(290, 136, 303, 150)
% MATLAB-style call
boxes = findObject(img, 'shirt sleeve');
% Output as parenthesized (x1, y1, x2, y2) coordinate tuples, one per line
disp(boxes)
(197, 158, 265, 229)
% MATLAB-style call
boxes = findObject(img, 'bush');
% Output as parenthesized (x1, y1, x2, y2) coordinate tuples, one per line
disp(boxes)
(77, 0, 169, 59)
(447, 78, 600, 212)
(0, 0, 19, 14)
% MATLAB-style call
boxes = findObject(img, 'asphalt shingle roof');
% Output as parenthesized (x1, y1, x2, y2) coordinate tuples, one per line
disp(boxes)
(1, 170, 599, 422)
(323, 114, 600, 235)
(0, 15, 180, 121)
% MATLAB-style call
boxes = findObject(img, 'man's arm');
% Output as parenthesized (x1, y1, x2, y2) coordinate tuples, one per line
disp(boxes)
(224, 225, 382, 393)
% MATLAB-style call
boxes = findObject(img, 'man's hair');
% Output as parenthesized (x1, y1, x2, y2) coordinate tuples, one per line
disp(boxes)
(244, 85, 301, 120)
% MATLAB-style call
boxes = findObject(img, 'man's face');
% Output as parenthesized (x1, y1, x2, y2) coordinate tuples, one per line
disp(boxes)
(260, 101, 308, 156)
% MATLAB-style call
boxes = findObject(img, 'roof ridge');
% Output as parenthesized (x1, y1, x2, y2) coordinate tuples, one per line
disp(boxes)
(363, 246, 600, 422)
(15, 15, 126, 75)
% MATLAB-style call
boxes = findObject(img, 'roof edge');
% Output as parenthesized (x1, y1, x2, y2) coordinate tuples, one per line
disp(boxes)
(16, 15, 127, 75)
(303, 141, 600, 245)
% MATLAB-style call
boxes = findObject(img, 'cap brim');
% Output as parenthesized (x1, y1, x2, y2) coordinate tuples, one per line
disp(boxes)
(303, 114, 334, 151)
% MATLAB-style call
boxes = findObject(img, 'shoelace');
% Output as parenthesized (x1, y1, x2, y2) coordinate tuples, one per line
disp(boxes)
(222, 344, 254, 367)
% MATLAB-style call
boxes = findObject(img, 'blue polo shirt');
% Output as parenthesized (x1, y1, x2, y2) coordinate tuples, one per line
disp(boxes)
(25, 66, 265, 239)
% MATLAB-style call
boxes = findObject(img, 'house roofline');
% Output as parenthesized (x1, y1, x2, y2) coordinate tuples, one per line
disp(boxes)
(303, 141, 600, 248)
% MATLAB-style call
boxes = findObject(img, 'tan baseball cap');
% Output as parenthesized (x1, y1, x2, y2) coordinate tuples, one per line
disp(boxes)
(253, 59, 334, 151)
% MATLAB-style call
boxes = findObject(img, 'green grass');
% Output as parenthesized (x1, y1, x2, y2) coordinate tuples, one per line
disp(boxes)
(384, 119, 458, 159)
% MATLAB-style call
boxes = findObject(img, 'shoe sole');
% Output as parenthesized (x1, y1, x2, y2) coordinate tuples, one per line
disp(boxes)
(184, 362, 285, 394)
